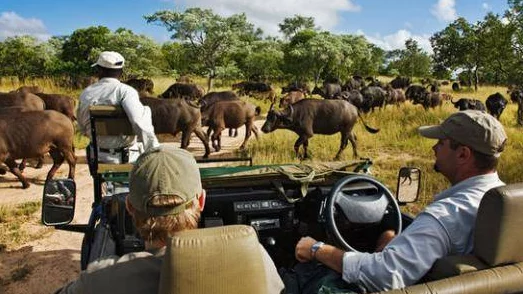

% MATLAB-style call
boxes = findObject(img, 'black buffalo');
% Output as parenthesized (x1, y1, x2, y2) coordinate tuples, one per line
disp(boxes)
(261, 99, 379, 160)
(311, 83, 342, 99)
(405, 85, 428, 103)
(360, 86, 387, 113)
(281, 82, 310, 96)
(159, 83, 205, 100)
(451, 98, 486, 111)
(485, 92, 508, 120)
(509, 88, 523, 125)
(389, 76, 411, 89)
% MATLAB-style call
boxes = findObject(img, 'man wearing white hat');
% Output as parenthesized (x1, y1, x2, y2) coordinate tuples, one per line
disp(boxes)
(77, 51, 160, 164)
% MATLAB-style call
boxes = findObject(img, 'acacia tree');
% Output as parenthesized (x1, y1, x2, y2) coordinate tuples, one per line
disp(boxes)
(145, 8, 260, 90)
(279, 15, 316, 39)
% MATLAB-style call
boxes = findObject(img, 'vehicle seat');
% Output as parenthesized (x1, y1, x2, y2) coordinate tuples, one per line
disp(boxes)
(377, 183, 523, 294)
(89, 105, 135, 200)
(158, 225, 284, 294)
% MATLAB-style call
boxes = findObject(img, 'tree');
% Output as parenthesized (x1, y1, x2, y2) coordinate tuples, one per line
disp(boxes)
(0, 36, 51, 80)
(278, 15, 316, 39)
(386, 39, 432, 78)
(145, 8, 261, 90)
(61, 26, 111, 76)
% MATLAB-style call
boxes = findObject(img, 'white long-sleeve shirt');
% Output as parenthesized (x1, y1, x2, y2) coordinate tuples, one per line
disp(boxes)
(342, 172, 504, 292)
(77, 77, 160, 152)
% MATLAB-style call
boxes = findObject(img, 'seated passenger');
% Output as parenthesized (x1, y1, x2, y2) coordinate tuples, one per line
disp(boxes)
(77, 51, 160, 164)
(289, 110, 507, 293)
(57, 147, 284, 293)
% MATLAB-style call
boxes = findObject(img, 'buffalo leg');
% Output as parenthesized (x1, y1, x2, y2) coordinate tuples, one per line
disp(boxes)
(338, 132, 358, 160)
(58, 147, 76, 180)
(240, 123, 252, 150)
(251, 125, 260, 140)
(5, 158, 30, 189)
(211, 127, 224, 152)
(35, 156, 44, 168)
(180, 131, 191, 149)
(294, 134, 311, 159)
(19, 159, 27, 172)
(47, 149, 65, 181)
(193, 127, 211, 158)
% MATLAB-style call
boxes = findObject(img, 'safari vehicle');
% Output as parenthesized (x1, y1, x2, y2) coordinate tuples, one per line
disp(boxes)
(41, 106, 523, 294)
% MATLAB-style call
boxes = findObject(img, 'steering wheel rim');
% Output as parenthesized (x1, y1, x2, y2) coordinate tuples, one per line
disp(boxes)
(326, 174, 402, 252)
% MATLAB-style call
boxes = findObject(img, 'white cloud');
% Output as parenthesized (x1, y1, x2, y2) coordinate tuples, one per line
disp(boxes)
(174, 0, 360, 37)
(431, 0, 457, 22)
(0, 11, 50, 41)
(357, 29, 433, 54)
(482, 3, 491, 10)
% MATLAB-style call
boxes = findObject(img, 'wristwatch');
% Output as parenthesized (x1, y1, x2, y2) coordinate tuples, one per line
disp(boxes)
(310, 241, 325, 260)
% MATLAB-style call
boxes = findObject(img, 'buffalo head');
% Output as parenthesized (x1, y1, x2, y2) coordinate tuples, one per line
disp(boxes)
(261, 104, 293, 133)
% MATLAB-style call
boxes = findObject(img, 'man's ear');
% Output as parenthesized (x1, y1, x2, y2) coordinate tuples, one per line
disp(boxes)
(198, 189, 206, 212)
(457, 145, 473, 163)
(125, 197, 136, 217)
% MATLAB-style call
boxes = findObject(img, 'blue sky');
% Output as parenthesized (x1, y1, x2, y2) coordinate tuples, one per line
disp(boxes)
(0, 0, 510, 53)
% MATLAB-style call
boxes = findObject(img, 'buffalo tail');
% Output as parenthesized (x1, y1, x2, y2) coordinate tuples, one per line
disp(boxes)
(357, 111, 380, 133)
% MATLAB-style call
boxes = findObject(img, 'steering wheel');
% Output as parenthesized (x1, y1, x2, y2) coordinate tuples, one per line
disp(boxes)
(325, 174, 402, 252)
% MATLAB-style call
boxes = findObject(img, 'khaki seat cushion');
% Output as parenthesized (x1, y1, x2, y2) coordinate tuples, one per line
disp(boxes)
(97, 163, 134, 174)
(422, 254, 488, 281)
(159, 225, 283, 294)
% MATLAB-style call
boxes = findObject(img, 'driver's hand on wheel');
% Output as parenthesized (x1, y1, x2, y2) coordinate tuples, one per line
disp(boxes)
(295, 236, 317, 262)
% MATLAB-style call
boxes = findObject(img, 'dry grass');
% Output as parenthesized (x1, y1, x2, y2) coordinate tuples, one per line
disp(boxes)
(0, 201, 48, 251)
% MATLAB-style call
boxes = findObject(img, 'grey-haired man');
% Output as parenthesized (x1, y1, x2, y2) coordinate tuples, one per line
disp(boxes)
(57, 147, 284, 294)
(293, 110, 507, 292)
(77, 51, 159, 164)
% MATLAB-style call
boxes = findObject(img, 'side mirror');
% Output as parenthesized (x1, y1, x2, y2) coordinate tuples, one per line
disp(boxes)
(41, 178, 76, 226)
(396, 167, 421, 204)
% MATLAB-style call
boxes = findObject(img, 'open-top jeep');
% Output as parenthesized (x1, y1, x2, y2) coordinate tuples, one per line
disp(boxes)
(41, 105, 523, 294)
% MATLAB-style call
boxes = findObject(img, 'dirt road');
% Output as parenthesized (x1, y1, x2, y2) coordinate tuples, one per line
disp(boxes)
(0, 123, 263, 294)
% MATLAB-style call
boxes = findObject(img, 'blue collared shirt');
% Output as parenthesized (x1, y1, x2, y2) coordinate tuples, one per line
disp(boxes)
(342, 172, 504, 292)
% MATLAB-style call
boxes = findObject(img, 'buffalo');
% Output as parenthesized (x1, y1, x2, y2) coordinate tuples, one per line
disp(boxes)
(485, 92, 508, 120)
(343, 77, 366, 91)
(0, 110, 76, 189)
(281, 82, 311, 97)
(338, 90, 364, 110)
(452, 82, 460, 92)
(405, 85, 429, 103)
(311, 83, 342, 99)
(124, 78, 154, 95)
(384, 86, 406, 106)
(389, 76, 411, 89)
(140, 97, 211, 158)
(159, 83, 205, 101)
(199, 91, 241, 137)
(201, 100, 261, 152)
(261, 99, 379, 160)
(232, 81, 272, 96)
(413, 92, 444, 110)
(360, 86, 387, 113)
(451, 98, 486, 111)
(509, 88, 523, 125)
(279, 91, 305, 109)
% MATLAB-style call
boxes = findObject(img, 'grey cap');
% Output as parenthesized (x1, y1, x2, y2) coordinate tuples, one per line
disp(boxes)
(128, 147, 202, 216)
(418, 110, 507, 157)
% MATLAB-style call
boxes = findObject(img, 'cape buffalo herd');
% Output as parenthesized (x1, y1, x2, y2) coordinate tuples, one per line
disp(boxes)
(1, 79, 521, 190)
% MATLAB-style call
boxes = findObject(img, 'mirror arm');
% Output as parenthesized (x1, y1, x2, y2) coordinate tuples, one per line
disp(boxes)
(54, 224, 89, 233)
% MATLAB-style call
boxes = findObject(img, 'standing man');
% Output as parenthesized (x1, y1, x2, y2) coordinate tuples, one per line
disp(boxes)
(57, 147, 284, 293)
(77, 51, 160, 163)
(293, 110, 507, 292)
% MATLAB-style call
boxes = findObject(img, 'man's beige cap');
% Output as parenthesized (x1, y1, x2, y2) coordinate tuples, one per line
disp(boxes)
(128, 147, 202, 216)
(418, 110, 507, 157)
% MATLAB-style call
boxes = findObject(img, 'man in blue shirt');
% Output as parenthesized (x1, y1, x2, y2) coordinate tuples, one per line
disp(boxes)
(293, 110, 507, 292)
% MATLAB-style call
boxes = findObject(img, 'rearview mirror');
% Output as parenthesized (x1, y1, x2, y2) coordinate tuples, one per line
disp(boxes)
(41, 178, 76, 226)
(396, 167, 421, 204)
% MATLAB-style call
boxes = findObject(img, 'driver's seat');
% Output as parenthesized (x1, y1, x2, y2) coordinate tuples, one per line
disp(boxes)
(158, 225, 284, 294)
(378, 183, 523, 294)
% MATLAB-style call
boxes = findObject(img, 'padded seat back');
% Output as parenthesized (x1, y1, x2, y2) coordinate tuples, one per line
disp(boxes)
(158, 225, 283, 294)
(474, 183, 523, 266)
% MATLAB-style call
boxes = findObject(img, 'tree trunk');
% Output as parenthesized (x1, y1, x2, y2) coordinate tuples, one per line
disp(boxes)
(474, 68, 479, 91)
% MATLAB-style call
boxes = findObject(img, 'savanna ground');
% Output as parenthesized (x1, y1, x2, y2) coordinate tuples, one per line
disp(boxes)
(0, 76, 522, 293)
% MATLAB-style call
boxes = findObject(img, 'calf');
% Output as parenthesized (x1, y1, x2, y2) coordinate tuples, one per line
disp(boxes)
(485, 92, 508, 119)
(261, 100, 379, 160)
(0, 110, 76, 189)
(201, 100, 261, 152)
(199, 91, 240, 137)
(140, 97, 211, 158)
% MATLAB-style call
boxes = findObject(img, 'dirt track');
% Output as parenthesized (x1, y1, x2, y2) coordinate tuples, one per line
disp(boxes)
(0, 122, 263, 294)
